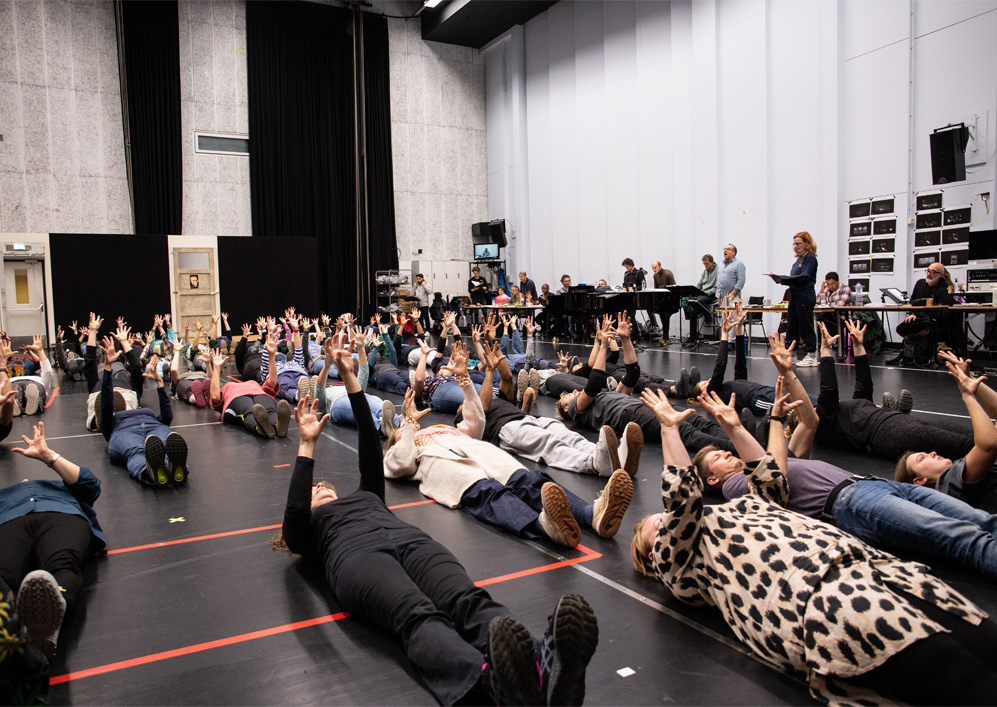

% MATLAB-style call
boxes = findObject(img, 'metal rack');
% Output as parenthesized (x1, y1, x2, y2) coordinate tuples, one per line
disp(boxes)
(375, 268, 412, 314)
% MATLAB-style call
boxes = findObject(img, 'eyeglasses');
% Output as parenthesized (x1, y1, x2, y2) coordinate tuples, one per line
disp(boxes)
(926, 268, 944, 274)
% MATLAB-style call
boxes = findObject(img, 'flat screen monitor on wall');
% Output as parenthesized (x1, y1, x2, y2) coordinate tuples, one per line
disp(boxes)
(968, 229, 997, 265)
(474, 243, 499, 260)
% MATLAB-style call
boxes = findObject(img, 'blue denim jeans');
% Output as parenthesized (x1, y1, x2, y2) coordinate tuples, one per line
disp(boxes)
(330, 393, 400, 431)
(833, 479, 997, 580)
(500, 331, 523, 356)
(430, 380, 482, 413)
(108, 421, 172, 481)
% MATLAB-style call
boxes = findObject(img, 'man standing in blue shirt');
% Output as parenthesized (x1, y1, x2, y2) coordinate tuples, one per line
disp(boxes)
(716, 243, 746, 304)
(517, 271, 538, 303)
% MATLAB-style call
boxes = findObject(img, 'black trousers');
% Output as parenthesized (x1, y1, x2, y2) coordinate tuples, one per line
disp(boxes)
(225, 394, 276, 434)
(0, 512, 93, 609)
(329, 526, 510, 705)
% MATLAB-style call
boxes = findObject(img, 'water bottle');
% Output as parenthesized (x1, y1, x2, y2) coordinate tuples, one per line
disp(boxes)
(855, 281, 864, 304)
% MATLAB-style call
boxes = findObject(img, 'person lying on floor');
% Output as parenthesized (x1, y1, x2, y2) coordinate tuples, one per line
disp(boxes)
(811, 320, 973, 461)
(2, 335, 52, 417)
(276, 376, 599, 706)
(98, 339, 188, 487)
(895, 349, 997, 513)
(631, 385, 997, 707)
(312, 327, 400, 438)
(170, 336, 211, 407)
(674, 306, 817, 415)
(3, 422, 106, 663)
(259, 313, 313, 404)
(52, 324, 86, 380)
(452, 341, 643, 478)
(209, 338, 291, 440)
(691, 337, 997, 581)
(556, 320, 737, 454)
(381, 339, 633, 547)
(80, 314, 143, 432)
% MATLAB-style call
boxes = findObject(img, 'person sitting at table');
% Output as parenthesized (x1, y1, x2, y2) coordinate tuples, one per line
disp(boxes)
(555, 274, 582, 340)
(887, 262, 954, 366)
(684, 254, 717, 345)
(493, 286, 511, 306)
(815, 270, 851, 335)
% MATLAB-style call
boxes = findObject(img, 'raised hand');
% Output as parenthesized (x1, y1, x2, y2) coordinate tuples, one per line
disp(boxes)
(471, 324, 482, 342)
(100, 335, 120, 364)
(817, 321, 839, 350)
(402, 388, 432, 422)
(70, 320, 78, 334)
(696, 390, 741, 430)
(295, 396, 330, 444)
(322, 314, 332, 326)
(211, 313, 220, 324)
(615, 312, 632, 338)
(640, 388, 695, 428)
(721, 310, 734, 337)
(938, 349, 971, 375)
(242, 323, 251, 337)
(116, 316, 126, 329)
(767, 332, 796, 373)
(29, 334, 44, 353)
(143, 355, 162, 383)
(114, 325, 131, 345)
(195, 319, 203, 331)
(448, 340, 469, 377)
(947, 361, 986, 397)
(842, 318, 866, 345)
(482, 341, 507, 370)
(89, 312, 103, 331)
(264, 333, 277, 357)
(11, 421, 53, 462)
(524, 317, 536, 337)
(771, 375, 803, 418)
(212, 349, 229, 369)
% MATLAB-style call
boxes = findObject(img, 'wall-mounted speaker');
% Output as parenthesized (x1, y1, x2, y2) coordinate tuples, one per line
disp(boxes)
(487, 219, 507, 248)
(930, 125, 968, 185)
(471, 222, 490, 240)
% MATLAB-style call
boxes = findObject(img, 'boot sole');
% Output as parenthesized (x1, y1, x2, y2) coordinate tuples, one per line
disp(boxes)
(489, 616, 545, 706)
(381, 399, 396, 439)
(16, 571, 65, 659)
(541, 483, 581, 548)
(593, 471, 633, 539)
(623, 422, 643, 476)
(192, 379, 208, 408)
(547, 594, 599, 707)
(166, 432, 188, 485)
(522, 387, 537, 413)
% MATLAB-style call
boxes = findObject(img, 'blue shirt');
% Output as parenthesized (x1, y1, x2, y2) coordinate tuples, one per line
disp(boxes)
(0, 468, 106, 550)
(519, 278, 538, 302)
(789, 252, 818, 297)
(717, 257, 746, 298)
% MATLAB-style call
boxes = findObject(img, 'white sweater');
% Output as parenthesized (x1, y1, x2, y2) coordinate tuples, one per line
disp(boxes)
(383, 381, 525, 507)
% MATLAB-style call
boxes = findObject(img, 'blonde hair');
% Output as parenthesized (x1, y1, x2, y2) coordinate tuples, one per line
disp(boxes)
(271, 481, 337, 551)
(630, 515, 655, 576)
(793, 231, 818, 256)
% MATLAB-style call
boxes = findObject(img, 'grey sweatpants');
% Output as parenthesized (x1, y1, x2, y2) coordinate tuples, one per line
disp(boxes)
(497, 416, 599, 475)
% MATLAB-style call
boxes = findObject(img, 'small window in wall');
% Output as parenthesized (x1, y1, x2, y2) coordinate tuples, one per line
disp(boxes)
(178, 252, 210, 270)
(195, 132, 249, 156)
(14, 269, 29, 304)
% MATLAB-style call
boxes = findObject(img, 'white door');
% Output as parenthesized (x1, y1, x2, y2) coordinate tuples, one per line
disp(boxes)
(2, 259, 46, 344)
(173, 248, 217, 335)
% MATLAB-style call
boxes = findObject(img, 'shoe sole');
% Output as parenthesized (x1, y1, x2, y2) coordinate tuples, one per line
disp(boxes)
(24, 385, 41, 415)
(144, 435, 169, 487)
(518, 371, 530, 402)
(522, 387, 537, 413)
(276, 399, 292, 438)
(310, 375, 319, 400)
(253, 403, 276, 439)
(675, 369, 690, 399)
(166, 432, 188, 485)
(688, 367, 701, 392)
(297, 375, 310, 401)
(882, 392, 897, 412)
(16, 571, 65, 659)
(488, 617, 545, 707)
(601, 425, 621, 473)
(381, 400, 396, 439)
(546, 594, 599, 707)
(192, 379, 208, 408)
(899, 389, 913, 414)
(528, 369, 542, 394)
(93, 390, 128, 430)
(622, 422, 643, 477)
(593, 470, 633, 539)
(541, 483, 581, 548)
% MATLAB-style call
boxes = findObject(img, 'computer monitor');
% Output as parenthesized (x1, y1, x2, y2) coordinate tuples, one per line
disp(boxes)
(968, 229, 997, 267)
(474, 243, 499, 260)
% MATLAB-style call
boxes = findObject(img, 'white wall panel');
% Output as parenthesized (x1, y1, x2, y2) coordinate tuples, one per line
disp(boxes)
(915, 0, 997, 35)
(842, 0, 909, 61)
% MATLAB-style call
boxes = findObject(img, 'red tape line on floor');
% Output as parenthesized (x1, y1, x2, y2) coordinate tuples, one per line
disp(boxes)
(44, 387, 60, 408)
(48, 612, 351, 685)
(55, 514, 601, 685)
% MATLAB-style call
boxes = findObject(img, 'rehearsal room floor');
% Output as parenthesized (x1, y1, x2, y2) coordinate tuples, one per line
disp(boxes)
(3, 338, 995, 705)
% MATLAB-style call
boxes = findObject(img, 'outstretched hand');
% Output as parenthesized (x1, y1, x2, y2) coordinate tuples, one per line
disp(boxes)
(402, 388, 432, 422)
(640, 388, 695, 428)
(947, 361, 986, 397)
(770, 375, 803, 419)
(12, 421, 53, 462)
(696, 390, 741, 430)
(768, 332, 796, 373)
(101, 336, 120, 364)
(842, 318, 866, 345)
(295, 397, 329, 444)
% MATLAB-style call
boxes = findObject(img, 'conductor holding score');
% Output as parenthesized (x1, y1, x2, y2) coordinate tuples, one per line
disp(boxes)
(769, 231, 818, 367)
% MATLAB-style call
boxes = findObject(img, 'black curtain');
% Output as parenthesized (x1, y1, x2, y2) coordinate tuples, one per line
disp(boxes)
(360, 13, 399, 308)
(247, 2, 396, 317)
(119, 0, 182, 235)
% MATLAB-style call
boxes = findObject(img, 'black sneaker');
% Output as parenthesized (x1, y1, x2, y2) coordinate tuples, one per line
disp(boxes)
(882, 392, 898, 412)
(537, 594, 598, 706)
(144, 435, 169, 487)
(740, 408, 758, 439)
(899, 389, 914, 414)
(487, 616, 544, 706)
(754, 413, 772, 447)
(165, 432, 188, 485)
(253, 403, 276, 439)
(276, 399, 292, 438)
(688, 366, 701, 394)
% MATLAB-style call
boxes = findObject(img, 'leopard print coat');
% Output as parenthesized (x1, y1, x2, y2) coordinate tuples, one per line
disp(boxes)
(651, 454, 987, 706)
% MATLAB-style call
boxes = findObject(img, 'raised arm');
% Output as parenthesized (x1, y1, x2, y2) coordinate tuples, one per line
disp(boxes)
(614, 312, 639, 395)
(768, 332, 818, 459)
(384, 389, 432, 480)
(575, 322, 612, 413)
(281, 398, 327, 557)
(947, 363, 997, 483)
(12, 421, 84, 487)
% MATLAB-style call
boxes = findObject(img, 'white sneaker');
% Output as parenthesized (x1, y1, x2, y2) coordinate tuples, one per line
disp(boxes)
(796, 355, 819, 367)
(16, 570, 66, 659)
(592, 425, 620, 477)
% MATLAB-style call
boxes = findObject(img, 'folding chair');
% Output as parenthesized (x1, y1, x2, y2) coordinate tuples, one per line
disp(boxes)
(744, 296, 768, 353)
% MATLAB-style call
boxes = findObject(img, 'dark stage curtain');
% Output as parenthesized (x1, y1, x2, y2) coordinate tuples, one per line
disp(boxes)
(119, 0, 182, 235)
(247, 2, 396, 317)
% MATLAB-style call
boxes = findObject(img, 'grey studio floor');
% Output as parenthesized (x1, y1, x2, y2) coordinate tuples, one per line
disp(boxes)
(3, 338, 995, 706)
